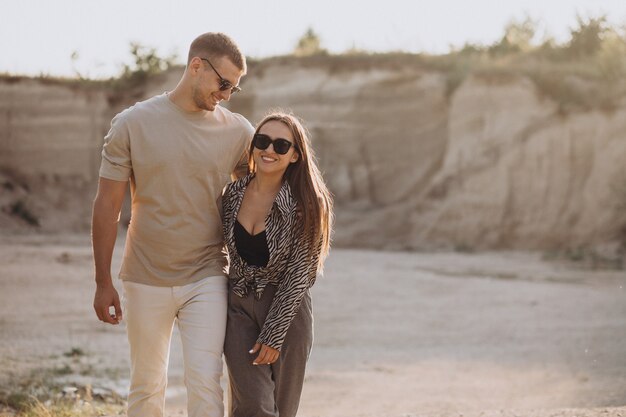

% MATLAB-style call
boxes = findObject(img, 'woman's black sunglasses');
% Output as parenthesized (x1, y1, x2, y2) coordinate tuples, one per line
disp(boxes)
(253, 134, 295, 155)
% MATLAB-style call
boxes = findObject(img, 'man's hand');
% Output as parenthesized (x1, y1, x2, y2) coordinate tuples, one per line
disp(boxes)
(250, 342, 279, 365)
(93, 283, 122, 324)
(92, 177, 127, 325)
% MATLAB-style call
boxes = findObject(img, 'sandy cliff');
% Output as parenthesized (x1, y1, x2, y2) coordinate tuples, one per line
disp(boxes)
(0, 78, 109, 179)
(227, 59, 626, 254)
(0, 78, 111, 232)
(1, 58, 624, 256)
(412, 75, 626, 251)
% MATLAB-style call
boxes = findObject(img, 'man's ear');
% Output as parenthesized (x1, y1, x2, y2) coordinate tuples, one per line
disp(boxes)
(189, 57, 202, 74)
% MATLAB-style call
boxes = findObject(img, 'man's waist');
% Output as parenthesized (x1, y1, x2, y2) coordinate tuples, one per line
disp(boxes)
(119, 256, 227, 287)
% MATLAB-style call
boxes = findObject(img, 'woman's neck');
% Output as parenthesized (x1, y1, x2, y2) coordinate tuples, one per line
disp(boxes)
(251, 172, 283, 194)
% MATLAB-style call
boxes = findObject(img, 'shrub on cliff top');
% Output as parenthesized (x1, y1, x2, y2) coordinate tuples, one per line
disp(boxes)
(425, 14, 626, 110)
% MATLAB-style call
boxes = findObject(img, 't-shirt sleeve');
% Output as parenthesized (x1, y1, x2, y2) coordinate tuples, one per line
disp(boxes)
(99, 112, 132, 181)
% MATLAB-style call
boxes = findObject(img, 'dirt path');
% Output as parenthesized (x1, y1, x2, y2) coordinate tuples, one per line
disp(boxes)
(0, 234, 625, 416)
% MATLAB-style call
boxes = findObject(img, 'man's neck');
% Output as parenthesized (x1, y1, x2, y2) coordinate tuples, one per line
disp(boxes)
(167, 86, 203, 113)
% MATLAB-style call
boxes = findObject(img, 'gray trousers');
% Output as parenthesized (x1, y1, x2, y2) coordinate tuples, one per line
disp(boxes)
(224, 284, 313, 417)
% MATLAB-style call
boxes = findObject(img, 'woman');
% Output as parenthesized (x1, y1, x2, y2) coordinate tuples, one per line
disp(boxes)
(222, 111, 333, 417)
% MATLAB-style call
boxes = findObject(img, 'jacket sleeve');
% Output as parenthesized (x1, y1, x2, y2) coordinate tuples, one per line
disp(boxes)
(256, 227, 322, 351)
(221, 182, 236, 251)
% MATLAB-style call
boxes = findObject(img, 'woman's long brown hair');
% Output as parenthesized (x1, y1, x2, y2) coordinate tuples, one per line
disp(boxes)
(248, 111, 333, 270)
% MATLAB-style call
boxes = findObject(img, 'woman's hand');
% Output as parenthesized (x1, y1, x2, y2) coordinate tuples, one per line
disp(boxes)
(249, 343, 279, 365)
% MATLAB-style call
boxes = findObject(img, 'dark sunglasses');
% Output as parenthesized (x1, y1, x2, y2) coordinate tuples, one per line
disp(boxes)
(200, 57, 242, 94)
(253, 134, 296, 155)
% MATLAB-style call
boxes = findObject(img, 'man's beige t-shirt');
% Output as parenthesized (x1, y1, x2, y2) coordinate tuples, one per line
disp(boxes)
(99, 93, 254, 287)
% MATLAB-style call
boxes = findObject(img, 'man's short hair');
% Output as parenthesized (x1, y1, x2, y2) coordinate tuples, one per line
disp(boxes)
(187, 32, 246, 73)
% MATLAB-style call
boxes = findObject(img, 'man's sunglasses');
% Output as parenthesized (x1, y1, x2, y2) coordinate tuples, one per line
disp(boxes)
(253, 134, 296, 155)
(200, 57, 241, 94)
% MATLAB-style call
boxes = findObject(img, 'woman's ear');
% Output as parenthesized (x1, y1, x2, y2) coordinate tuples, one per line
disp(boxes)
(290, 151, 300, 163)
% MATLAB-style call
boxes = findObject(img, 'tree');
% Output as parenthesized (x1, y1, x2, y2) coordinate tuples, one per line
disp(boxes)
(489, 15, 538, 56)
(120, 42, 178, 82)
(294, 28, 326, 56)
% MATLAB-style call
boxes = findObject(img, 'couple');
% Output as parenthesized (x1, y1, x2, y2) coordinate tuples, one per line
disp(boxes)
(91, 32, 333, 417)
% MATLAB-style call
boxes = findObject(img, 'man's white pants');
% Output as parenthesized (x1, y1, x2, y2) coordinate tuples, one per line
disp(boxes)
(122, 276, 228, 417)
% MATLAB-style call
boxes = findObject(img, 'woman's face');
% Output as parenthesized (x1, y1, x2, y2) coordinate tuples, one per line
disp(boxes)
(252, 120, 299, 176)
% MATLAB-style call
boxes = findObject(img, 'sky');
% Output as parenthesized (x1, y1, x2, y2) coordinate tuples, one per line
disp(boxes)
(2, 0, 626, 79)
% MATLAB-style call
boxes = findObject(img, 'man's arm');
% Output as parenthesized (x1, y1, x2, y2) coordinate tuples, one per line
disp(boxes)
(232, 121, 254, 180)
(92, 177, 128, 325)
(231, 149, 249, 180)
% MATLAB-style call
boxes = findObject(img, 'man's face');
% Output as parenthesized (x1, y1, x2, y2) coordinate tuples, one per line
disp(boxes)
(192, 56, 243, 111)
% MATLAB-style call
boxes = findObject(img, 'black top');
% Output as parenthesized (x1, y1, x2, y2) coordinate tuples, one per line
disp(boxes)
(234, 219, 270, 267)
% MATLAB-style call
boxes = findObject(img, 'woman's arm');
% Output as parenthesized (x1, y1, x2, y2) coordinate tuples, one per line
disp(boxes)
(256, 230, 322, 352)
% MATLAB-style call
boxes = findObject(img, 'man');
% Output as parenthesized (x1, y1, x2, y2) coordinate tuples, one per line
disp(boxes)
(92, 32, 254, 417)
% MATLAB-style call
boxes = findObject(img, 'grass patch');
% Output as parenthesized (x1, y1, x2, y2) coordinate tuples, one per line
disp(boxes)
(0, 382, 125, 417)
(0, 356, 126, 416)
(5, 396, 124, 417)
(4, 392, 34, 411)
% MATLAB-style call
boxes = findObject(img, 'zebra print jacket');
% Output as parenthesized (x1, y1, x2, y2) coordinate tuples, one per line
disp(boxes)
(222, 173, 321, 351)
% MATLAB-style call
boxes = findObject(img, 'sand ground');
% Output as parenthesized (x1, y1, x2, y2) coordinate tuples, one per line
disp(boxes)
(0, 233, 625, 417)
